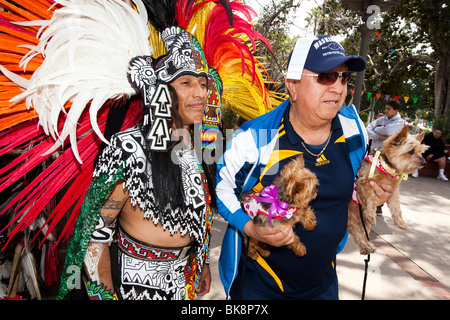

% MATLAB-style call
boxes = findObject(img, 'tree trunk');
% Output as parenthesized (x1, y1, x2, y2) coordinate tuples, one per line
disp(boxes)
(434, 47, 450, 117)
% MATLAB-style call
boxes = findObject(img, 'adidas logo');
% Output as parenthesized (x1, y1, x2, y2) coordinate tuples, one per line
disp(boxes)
(315, 154, 330, 166)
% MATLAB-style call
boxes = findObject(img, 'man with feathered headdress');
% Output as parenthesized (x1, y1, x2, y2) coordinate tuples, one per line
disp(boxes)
(57, 0, 251, 301)
(77, 27, 217, 300)
(0, 0, 278, 300)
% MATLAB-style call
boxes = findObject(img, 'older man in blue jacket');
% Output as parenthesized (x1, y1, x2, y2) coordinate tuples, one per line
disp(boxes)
(216, 35, 394, 299)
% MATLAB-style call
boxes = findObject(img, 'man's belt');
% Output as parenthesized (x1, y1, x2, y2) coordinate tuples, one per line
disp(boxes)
(117, 226, 194, 261)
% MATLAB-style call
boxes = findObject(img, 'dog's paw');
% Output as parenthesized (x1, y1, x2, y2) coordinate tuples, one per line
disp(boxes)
(300, 209, 317, 231)
(248, 250, 259, 261)
(302, 217, 316, 231)
(359, 242, 376, 255)
(289, 239, 307, 257)
(393, 217, 408, 230)
(258, 247, 271, 258)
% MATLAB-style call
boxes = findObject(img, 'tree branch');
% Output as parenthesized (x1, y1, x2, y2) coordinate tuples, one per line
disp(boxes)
(257, 0, 299, 35)
(390, 55, 437, 74)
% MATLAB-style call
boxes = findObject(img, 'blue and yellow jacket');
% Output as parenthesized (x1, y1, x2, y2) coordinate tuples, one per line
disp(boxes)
(216, 99, 368, 297)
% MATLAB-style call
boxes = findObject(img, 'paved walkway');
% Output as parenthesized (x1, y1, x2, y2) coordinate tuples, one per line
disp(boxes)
(200, 176, 450, 300)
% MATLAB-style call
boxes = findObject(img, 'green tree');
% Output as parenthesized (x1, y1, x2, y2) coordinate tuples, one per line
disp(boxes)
(304, 0, 447, 138)
(391, 0, 450, 141)
(392, 0, 449, 117)
(249, 0, 302, 93)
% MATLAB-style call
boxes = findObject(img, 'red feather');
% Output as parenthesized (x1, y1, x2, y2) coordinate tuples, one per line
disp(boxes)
(201, 1, 272, 86)
(175, 0, 197, 29)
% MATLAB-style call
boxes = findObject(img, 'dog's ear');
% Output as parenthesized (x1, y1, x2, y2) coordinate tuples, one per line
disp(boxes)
(389, 126, 408, 145)
(415, 131, 425, 142)
(288, 179, 309, 206)
(297, 154, 305, 167)
(420, 144, 430, 153)
(285, 178, 299, 197)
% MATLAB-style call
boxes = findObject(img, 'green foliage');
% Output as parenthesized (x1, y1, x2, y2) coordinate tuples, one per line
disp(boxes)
(303, 0, 448, 128)
(221, 104, 239, 131)
(247, 0, 448, 131)
(251, 0, 302, 93)
(359, 111, 369, 125)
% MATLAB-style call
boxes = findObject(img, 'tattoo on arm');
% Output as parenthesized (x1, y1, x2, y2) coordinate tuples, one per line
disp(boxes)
(101, 213, 116, 226)
(99, 198, 127, 226)
(102, 199, 126, 211)
(98, 182, 128, 226)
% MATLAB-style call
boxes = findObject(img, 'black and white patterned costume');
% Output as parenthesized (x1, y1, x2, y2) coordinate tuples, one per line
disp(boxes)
(93, 125, 209, 299)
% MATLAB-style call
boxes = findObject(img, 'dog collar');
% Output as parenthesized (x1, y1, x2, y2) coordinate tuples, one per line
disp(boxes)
(243, 193, 297, 222)
(367, 150, 408, 180)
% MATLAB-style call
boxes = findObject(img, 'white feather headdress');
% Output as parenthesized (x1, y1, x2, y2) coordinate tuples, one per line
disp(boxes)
(2, 0, 152, 162)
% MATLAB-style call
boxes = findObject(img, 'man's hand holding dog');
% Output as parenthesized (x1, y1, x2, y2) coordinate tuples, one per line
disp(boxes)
(244, 220, 295, 247)
(368, 180, 394, 206)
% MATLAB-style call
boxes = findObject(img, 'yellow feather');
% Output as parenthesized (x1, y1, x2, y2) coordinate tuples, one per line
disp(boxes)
(187, 2, 215, 47)
(148, 24, 166, 58)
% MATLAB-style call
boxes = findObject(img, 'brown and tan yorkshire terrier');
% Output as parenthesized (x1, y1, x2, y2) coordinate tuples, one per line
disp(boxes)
(240, 155, 319, 260)
(348, 126, 428, 254)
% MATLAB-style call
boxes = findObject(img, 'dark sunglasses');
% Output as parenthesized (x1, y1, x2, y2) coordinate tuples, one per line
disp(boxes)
(302, 71, 353, 85)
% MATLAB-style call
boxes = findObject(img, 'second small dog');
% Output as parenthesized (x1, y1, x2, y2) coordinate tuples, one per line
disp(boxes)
(348, 126, 428, 254)
(240, 155, 319, 260)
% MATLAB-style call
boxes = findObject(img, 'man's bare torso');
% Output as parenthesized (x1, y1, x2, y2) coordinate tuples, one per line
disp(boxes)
(115, 181, 194, 248)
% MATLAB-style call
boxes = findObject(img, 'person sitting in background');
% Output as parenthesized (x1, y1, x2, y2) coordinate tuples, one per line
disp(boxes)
(412, 128, 448, 181)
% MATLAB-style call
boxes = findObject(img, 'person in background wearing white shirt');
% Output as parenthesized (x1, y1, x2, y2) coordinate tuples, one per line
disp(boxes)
(367, 100, 405, 151)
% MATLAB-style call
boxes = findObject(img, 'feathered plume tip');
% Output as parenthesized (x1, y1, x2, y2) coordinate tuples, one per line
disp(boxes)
(0, 0, 54, 132)
(175, 0, 198, 29)
(1, 0, 152, 162)
(175, 0, 233, 29)
(142, 0, 177, 32)
(0, 98, 143, 248)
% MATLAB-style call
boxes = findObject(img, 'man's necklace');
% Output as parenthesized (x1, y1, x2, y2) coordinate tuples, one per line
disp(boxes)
(301, 132, 332, 163)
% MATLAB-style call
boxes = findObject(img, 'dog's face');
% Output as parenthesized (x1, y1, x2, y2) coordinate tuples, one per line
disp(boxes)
(382, 126, 429, 174)
(285, 170, 319, 207)
(277, 155, 319, 207)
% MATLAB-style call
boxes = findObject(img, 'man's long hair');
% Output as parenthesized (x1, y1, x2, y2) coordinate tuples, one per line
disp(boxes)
(150, 85, 217, 215)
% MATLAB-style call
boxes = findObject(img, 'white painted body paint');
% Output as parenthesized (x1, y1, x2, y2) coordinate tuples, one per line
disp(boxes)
(83, 242, 105, 283)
